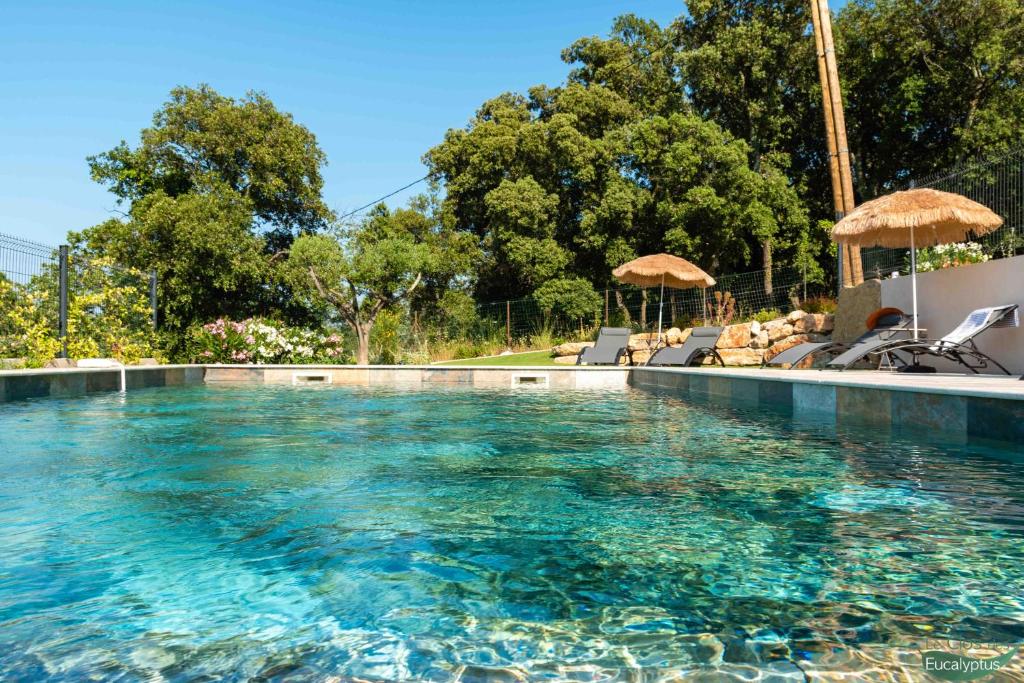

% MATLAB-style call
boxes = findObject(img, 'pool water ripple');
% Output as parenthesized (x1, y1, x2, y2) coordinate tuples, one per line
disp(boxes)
(1, 384, 1023, 680)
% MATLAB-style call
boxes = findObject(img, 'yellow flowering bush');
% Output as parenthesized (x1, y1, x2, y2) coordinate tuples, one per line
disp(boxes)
(0, 258, 162, 367)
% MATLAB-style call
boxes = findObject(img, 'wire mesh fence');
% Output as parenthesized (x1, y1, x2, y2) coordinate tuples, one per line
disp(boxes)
(472, 263, 830, 345)
(859, 146, 1024, 279)
(1, 232, 157, 363)
(0, 233, 59, 286)
(468, 146, 1024, 346)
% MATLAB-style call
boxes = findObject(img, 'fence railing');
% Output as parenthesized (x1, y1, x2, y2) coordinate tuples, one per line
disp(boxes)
(467, 145, 1024, 347)
(469, 261, 830, 346)
(859, 146, 1024, 279)
(0, 233, 157, 362)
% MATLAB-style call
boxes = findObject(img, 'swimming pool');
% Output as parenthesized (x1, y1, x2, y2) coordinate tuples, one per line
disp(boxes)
(1, 384, 1022, 680)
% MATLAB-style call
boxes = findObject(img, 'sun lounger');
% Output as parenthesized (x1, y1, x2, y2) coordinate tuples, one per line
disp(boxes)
(828, 304, 1019, 374)
(576, 327, 632, 366)
(647, 327, 724, 367)
(763, 310, 915, 369)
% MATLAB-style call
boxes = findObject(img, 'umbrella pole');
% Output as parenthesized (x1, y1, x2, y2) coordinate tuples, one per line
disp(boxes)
(910, 226, 919, 341)
(657, 274, 665, 348)
(702, 288, 707, 327)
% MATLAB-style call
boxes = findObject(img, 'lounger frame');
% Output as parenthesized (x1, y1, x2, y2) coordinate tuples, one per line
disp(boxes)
(647, 327, 725, 368)
(828, 305, 1018, 374)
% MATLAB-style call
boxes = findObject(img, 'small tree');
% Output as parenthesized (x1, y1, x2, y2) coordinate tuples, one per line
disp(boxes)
(533, 277, 602, 324)
(285, 200, 475, 365)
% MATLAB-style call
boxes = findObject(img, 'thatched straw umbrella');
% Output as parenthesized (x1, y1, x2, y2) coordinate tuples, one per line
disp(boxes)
(613, 253, 716, 343)
(832, 188, 1003, 340)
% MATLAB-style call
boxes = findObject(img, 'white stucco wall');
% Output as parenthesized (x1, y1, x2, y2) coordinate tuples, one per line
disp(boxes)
(880, 254, 1024, 374)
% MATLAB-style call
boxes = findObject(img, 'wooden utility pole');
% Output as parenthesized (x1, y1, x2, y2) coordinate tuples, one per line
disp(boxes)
(811, 0, 863, 287)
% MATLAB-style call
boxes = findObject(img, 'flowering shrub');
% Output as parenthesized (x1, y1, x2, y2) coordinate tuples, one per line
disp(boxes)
(190, 317, 345, 364)
(914, 242, 990, 272)
(0, 260, 162, 367)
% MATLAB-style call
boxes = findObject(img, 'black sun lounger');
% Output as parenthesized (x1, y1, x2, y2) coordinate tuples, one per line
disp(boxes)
(576, 327, 632, 366)
(827, 304, 1019, 374)
(647, 327, 724, 367)
(764, 311, 915, 369)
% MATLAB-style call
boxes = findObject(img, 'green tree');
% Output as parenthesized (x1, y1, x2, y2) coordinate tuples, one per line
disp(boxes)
(286, 202, 471, 365)
(89, 84, 333, 241)
(677, 0, 824, 282)
(74, 184, 279, 337)
(426, 83, 810, 302)
(838, 0, 1024, 196)
(533, 277, 602, 321)
(562, 14, 685, 118)
(77, 85, 333, 353)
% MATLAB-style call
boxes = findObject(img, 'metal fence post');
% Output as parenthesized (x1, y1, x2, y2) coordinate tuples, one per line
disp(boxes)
(58, 245, 69, 358)
(149, 270, 158, 330)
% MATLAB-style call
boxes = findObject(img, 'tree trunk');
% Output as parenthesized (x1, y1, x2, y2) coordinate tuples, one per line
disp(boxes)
(354, 322, 372, 365)
(762, 240, 773, 296)
(614, 290, 631, 323)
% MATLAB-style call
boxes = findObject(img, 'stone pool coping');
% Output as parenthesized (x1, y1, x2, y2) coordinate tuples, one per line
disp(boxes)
(2, 363, 1022, 444)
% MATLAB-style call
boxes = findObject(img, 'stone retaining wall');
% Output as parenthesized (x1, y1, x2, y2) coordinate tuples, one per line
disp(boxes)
(554, 310, 835, 366)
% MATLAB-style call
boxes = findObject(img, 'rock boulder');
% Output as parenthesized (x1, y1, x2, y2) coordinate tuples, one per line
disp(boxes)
(716, 322, 755, 349)
(552, 341, 593, 357)
(794, 313, 835, 334)
(716, 347, 765, 366)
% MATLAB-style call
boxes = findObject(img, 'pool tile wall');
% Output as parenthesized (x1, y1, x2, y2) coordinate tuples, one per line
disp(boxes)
(0, 366, 204, 402)
(629, 367, 1024, 446)
(202, 365, 631, 390)
(4, 364, 1023, 447)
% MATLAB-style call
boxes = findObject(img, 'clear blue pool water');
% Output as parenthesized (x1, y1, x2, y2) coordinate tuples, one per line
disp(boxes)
(1, 385, 1023, 680)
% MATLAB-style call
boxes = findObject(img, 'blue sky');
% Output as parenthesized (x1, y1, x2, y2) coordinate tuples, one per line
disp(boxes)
(2, 1, 844, 245)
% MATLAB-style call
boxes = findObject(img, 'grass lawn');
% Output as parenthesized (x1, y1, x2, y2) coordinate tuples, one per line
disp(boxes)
(432, 350, 561, 366)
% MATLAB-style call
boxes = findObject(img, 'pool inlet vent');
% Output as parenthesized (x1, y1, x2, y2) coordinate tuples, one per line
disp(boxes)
(511, 372, 550, 389)
(292, 371, 333, 386)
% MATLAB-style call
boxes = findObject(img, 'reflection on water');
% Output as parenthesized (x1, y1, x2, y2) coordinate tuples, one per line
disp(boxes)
(0, 384, 1022, 680)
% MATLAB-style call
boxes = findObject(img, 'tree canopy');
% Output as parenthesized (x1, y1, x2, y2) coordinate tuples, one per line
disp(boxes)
(284, 200, 475, 364)
(838, 0, 1024, 195)
(425, 21, 813, 304)
(76, 85, 334, 349)
(55, 0, 1024, 362)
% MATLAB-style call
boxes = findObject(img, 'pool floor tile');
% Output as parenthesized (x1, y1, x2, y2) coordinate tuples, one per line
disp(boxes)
(48, 373, 87, 397)
(5, 375, 51, 401)
(331, 368, 370, 385)
(471, 370, 512, 387)
(85, 372, 120, 393)
(727, 378, 760, 407)
(423, 369, 471, 384)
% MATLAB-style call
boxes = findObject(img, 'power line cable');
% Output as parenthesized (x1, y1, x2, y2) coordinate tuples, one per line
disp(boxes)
(337, 175, 430, 221)
(336, 26, 682, 221)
